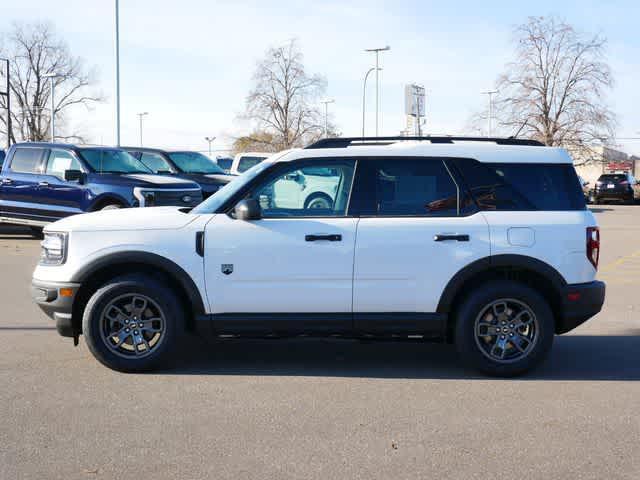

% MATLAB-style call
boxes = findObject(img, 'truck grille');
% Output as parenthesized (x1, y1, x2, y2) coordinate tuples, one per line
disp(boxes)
(153, 189, 203, 207)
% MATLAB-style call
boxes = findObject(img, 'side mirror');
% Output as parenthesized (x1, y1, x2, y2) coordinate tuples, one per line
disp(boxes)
(64, 169, 84, 184)
(584, 181, 590, 186)
(234, 198, 262, 221)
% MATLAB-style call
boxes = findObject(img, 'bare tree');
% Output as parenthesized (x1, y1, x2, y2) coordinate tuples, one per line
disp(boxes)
(486, 17, 615, 161)
(0, 22, 102, 144)
(241, 39, 331, 150)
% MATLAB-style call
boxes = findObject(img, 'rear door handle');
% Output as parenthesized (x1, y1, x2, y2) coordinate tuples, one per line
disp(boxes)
(305, 234, 342, 242)
(38, 181, 50, 187)
(1, 178, 13, 185)
(434, 234, 470, 242)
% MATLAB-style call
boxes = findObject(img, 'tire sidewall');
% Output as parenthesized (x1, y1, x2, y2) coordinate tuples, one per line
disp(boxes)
(101, 204, 122, 211)
(82, 275, 181, 372)
(304, 193, 333, 210)
(454, 281, 554, 377)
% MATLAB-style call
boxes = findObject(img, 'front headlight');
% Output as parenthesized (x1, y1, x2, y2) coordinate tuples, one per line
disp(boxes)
(40, 232, 68, 265)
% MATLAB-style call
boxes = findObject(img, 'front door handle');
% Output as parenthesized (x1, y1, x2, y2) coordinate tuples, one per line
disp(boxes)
(434, 234, 470, 242)
(305, 234, 342, 242)
(1, 178, 13, 185)
(38, 181, 50, 187)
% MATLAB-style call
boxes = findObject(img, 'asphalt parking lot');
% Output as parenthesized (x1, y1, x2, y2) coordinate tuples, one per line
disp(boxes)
(1, 206, 639, 480)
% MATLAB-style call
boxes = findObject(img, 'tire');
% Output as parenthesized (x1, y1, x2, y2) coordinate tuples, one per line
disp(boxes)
(29, 226, 44, 239)
(454, 280, 554, 377)
(101, 203, 122, 211)
(304, 193, 333, 210)
(82, 274, 183, 372)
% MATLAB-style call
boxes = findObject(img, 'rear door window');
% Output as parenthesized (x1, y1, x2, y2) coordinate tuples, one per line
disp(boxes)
(9, 147, 45, 174)
(352, 158, 460, 216)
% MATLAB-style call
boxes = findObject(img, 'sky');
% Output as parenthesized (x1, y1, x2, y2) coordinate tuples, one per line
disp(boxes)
(2, 0, 639, 155)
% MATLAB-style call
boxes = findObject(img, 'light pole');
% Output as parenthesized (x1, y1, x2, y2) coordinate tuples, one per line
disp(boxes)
(115, 0, 121, 146)
(320, 99, 334, 137)
(205, 136, 216, 157)
(364, 45, 390, 136)
(362, 67, 381, 137)
(0, 58, 11, 149)
(482, 90, 498, 136)
(137, 112, 148, 146)
(43, 72, 62, 142)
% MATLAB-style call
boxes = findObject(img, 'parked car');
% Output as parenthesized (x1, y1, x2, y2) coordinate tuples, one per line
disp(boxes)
(125, 147, 234, 199)
(593, 173, 640, 204)
(257, 165, 346, 211)
(215, 156, 233, 173)
(31, 136, 604, 377)
(578, 175, 593, 203)
(230, 152, 270, 175)
(0, 142, 202, 232)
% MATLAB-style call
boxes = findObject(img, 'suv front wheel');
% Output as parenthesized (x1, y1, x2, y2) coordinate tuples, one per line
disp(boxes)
(82, 274, 182, 372)
(454, 281, 554, 377)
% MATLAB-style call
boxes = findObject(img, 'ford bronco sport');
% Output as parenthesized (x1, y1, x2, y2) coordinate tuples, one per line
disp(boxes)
(30, 137, 605, 376)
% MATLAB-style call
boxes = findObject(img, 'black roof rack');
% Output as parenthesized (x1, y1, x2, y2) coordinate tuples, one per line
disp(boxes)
(305, 136, 544, 149)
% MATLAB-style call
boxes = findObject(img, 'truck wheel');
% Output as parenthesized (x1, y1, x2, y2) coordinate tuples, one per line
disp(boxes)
(304, 193, 333, 210)
(454, 280, 554, 377)
(101, 204, 122, 211)
(82, 274, 183, 372)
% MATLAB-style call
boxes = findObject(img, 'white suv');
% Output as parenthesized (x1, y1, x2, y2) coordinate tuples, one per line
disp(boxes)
(31, 136, 605, 376)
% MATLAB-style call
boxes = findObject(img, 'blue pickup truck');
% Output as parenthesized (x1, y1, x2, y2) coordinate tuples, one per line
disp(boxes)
(0, 142, 202, 233)
(124, 147, 234, 199)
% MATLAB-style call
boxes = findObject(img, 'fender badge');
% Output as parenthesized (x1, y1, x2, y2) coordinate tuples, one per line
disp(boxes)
(221, 264, 233, 275)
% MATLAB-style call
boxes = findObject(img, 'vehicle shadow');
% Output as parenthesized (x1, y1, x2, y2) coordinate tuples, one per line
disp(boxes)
(167, 334, 640, 381)
(0, 225, 38, 240)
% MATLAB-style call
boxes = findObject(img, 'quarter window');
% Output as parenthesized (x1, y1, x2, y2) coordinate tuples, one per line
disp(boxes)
(249, 160, 356, 218)
(45, 149, 82, 178)
(9, 148, 45, 174)
(450, 159, 585, 211)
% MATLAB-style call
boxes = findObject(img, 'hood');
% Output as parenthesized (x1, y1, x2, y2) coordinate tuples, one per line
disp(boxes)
(171, 172, 233, 185)
(91, 173, 200, 189)
(45, 207, 200, 233)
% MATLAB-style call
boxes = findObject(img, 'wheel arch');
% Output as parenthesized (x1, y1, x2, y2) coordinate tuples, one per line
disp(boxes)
(88, 193, 129, 211)
(303, 191, 333, 208)
(70, 251, 206, 334)
(437, 254, 567, 339)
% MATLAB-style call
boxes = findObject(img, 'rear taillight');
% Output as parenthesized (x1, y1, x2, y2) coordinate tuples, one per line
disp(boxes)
(586, 227, 600, 269)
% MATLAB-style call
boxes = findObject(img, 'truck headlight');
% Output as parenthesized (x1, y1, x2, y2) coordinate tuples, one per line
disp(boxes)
(40, 232, 68, 265)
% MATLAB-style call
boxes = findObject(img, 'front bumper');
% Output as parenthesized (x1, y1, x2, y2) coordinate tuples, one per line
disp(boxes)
(556, 280, 606, 334)
(31, 280, 81, 337)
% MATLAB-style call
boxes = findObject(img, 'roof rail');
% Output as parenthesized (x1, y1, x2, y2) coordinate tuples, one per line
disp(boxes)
(305, 136, 545, 149)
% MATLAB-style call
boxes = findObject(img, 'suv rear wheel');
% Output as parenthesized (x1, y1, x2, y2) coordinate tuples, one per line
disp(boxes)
(82, 274, 182, 372)
(454, 280, 554, 377)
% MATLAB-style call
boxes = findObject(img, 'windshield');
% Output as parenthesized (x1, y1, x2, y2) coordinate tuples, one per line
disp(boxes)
(238, 156, 267, 173)
(192, 160, 272, 214)
(168, 152, 225, 174)
(80, 149, 151, 174)
(598, 174, 627, 183)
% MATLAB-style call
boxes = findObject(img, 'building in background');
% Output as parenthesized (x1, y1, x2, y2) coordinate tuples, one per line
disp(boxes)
(573, 146, 639, 185)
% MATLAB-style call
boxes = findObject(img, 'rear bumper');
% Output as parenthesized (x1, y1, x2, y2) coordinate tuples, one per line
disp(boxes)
(31, 280, 81, 337)
(594, 190, 632, 201)
(556, 281, 605, 334)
